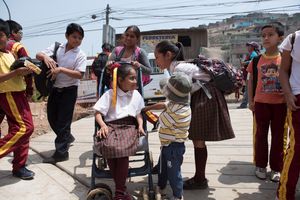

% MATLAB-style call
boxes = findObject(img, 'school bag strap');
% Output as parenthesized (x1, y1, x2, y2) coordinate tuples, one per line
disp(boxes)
(52, 42, 60, 60)
(291, 32, 296, 51)
(34, 42, 61, 99)
(252, 54, 261, 98)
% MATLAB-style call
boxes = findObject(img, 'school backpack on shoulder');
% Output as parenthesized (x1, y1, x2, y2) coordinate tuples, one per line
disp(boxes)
(251, 55, 261, 98)
(192, 56, 243, 95)
(34, 42, 60, 99)
(115, 46, 151, 86)
(92, 52, 109, 77)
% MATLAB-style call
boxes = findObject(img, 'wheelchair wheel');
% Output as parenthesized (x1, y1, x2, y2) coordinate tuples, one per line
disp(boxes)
(87, 183, 112, 200)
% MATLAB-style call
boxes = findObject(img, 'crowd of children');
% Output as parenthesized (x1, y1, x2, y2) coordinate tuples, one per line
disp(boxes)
(1, 16, 300, 199)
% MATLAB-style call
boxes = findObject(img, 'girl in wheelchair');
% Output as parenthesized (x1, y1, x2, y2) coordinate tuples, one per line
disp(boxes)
(93, 62, 145, 200)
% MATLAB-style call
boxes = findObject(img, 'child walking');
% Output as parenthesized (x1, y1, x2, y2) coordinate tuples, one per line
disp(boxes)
(143, 72, 192, 200)
(36, 23, 87, 163)
(276, 30, 300, 200)
(93, 63, 145, 200)
(247, 22, 287, 182)
(0, 19, 35, 180)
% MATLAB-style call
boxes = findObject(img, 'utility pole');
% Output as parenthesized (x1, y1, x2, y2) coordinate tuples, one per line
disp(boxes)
(105, 4, 110, 26)
(103, 4, 111, 43)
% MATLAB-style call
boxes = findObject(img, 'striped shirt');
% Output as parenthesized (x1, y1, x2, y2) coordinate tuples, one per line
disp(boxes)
(159, 101, 191, 146)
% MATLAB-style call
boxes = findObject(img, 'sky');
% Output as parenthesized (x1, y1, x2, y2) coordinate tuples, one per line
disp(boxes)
(0, 0, 299, 56)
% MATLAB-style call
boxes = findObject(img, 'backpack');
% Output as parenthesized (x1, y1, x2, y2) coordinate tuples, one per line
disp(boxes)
(92, 52, 109, 77)
(252, 32, 296, 97)
(115, 46, 151, 86)
(34, 42, 60, 99)
(192, 56, 243, 95)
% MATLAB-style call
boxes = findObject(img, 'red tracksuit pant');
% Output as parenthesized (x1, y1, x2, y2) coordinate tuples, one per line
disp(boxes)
(253, 102, 287, 171)
(277, 95, 300, 200)
(0, 91, 34, 171)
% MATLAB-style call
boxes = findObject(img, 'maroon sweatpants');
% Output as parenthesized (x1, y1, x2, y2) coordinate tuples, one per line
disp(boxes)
(277, 95, 300, 200)
(253, 102, 287, 171)
(0, 91, 34, 171)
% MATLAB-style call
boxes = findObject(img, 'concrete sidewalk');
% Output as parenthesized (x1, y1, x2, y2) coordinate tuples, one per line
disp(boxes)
(1, 104, 299, 200)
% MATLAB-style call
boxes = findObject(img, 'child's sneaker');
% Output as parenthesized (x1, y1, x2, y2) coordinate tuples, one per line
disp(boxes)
(270, 170, 280, 182)
(255, 167, 267, 180)
(12, 167, 35, 180)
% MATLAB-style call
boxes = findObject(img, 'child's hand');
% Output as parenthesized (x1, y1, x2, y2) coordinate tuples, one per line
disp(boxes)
(15, 67, 33, 76)
(249, 101, 255, 112)
(47, 67, 61, 80)
(44, 56, 57, 70)
(138, 125, 145, 137)
(286, 93, 300, 111)
(97, 125, 109, 138)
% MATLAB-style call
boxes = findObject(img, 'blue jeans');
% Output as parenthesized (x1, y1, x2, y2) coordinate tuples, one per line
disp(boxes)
(158, 142, 185, 199)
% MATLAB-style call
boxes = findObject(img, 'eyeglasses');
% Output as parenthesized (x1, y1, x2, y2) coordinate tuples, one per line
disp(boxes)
(17, 30, 23, 36)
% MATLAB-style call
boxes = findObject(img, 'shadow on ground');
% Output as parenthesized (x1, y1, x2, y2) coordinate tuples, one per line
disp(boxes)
(218, 160, 278, 200)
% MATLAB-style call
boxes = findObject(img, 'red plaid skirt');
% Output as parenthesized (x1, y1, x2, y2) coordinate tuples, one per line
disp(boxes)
(94, 117, 139, 158)
(189, 83, 235, 141)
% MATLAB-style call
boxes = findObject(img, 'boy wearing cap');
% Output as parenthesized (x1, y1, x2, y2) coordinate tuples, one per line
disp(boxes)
(238, 41, 260, 109)
(143, 72, 192, 200)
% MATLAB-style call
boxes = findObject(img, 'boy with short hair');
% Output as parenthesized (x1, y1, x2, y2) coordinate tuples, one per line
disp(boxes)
(247, 22, 286, 182)
(6, 20, 33, 99)
(143, 72, 192, 200)
(0, 20, 33, 138)
(0, 18, 35, 180)
(276, 30, 300, 200)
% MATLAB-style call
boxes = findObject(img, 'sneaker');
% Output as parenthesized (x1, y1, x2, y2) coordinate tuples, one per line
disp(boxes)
(255, 167, 267, 180)
(43, 152, 69, 164)
(270, 170, 280, 182)
(152, 121, 160, 132)
(183, 177, 208, 190)
(12, 167, 35, 180)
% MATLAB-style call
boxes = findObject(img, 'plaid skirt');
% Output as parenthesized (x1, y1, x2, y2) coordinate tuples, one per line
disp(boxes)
(189, 82, 235, 141)
(94, 116, 139, 158)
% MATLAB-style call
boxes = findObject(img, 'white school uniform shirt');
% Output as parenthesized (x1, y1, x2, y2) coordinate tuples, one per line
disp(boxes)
(42, 43, 87, 88)
(93, 87, 145, 122)
(279, 31, 300, 95)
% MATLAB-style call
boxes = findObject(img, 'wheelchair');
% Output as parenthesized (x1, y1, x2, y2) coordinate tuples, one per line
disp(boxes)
(87, 64, 156, 200)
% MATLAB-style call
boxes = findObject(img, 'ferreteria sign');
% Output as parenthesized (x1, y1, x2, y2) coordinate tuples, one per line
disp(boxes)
(141, 34, 178, 53)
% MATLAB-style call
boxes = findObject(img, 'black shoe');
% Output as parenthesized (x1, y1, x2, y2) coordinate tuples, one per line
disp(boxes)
(152, 121, 159, 132)
(43, 152, 69, 164)
(12, 167, 35, 180)
(237, 105, 247, 109)
(183, 177, 208, 190)
(151, 164, 159, 174)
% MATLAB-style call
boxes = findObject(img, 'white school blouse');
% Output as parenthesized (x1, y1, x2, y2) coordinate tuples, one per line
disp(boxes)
(280, 31, 300, 96)
(93, 87, 145, 122)
(42, 43, 87, 88)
